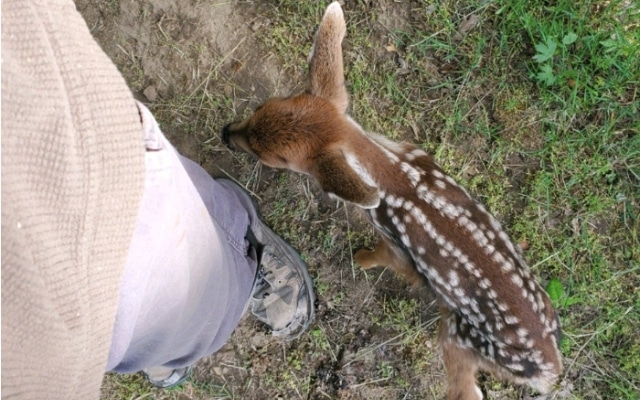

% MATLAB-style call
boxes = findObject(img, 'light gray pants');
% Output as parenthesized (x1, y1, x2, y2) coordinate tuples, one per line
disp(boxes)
(106, 103, 258, 372)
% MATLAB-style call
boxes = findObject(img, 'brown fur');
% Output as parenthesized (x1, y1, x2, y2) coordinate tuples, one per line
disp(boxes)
(222, 3, 562, 399)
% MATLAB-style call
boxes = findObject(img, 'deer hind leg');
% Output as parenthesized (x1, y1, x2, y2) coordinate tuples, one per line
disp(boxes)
(439, 308, 484, 400)
(355, 235, 423, 286)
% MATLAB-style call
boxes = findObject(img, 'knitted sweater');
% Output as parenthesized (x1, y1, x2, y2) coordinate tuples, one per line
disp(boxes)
(2, 0, 145, 398)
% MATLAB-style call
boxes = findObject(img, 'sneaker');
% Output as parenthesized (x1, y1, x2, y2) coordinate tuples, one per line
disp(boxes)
(247, 227, 316, 340)
(142, 365, 193, 388)
(218, 178, 316, 340)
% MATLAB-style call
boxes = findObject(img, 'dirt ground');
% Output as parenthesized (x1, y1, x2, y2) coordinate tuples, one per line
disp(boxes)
(76, 1, 577, 399)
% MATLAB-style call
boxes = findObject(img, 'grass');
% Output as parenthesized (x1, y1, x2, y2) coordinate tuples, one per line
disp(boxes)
(83, 0, 640, 398)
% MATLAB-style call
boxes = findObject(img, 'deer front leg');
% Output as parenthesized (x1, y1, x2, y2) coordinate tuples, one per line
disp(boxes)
(355, 235, 423, 286)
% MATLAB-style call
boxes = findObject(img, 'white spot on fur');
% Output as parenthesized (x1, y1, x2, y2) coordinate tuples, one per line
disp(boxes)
(470, 298, 481, 314)
(409, 148, 426, 158)
(511, 273, 523, 287)
(507, 362, 525, 372)
(392, 196, 404, 208)
(463, 262, 477, 274)
(479, 278, 492, 289)
(443, 203, 461, 218)
(448, 270, 460, 287)
(505, 315, 520, 325)
(473, 230, 488, 246)
(444, 241, 454, 253)
(486, 343, 495, 359)
(344, 151, 377, 188)
(445, 175, 457, 186)
(464, 337, 473, 348)
(367, 131, 404, 163)
(400, 162, 421, 187)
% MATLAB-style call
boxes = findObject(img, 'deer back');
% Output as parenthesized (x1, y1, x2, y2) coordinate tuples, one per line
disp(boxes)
(361, 136, 562, 386)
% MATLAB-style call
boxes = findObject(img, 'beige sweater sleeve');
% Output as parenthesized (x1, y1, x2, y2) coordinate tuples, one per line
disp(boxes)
(1, 0, 145, 398)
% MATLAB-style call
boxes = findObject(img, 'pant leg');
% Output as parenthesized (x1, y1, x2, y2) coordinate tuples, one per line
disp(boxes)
(106, 103, 257, 372)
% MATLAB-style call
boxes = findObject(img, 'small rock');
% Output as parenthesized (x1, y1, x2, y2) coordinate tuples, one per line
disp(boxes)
(458, 14, 480, 36)
(143, 85, 158, 102)
(249, 331, 270, 349)
(454, 14, 480, 41)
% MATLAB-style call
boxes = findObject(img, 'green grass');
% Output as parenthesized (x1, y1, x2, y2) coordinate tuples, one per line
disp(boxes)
(87, 0, 640, 398)
(100, 372, 238, 399)
(302, 0, 640, 397)
(493, 2, 640, 396)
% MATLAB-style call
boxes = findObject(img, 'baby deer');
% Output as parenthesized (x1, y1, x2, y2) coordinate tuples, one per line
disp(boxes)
(222, 2, 562, 399)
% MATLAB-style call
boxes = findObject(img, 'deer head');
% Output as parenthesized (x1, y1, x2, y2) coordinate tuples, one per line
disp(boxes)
(223, 3, 381, 209)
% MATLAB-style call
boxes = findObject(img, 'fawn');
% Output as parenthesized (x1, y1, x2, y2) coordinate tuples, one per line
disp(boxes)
(222, 2, 562, 399)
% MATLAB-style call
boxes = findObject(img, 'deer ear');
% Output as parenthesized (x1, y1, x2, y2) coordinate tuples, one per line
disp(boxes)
(308, 2, 349, 114)
(312, 151, 380, 209)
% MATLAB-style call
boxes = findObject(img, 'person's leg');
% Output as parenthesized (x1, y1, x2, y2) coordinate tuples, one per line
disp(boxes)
(106, 102, 255, 373)
(107, 103, 314, 386)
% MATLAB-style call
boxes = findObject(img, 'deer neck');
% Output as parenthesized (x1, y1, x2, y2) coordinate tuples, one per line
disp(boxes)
(341, 120, 416, 195)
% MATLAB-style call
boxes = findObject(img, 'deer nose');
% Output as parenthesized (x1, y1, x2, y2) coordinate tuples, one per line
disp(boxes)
(221, 123, 232, 148)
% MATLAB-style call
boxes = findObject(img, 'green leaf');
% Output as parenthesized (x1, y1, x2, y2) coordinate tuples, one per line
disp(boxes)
(562, 32, 578, 45)
(600, 38, 618, 53)
(546, 278, 564, 303)
(533, 37, 557, 63)
(562, 295, 583, 307)
(536, 63, 557, 86)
